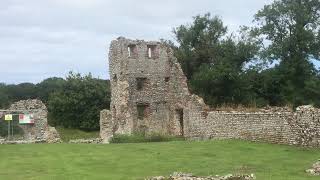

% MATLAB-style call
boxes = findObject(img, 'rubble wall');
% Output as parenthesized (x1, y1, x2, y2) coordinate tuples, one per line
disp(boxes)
(6, 99, 60, 143)
(184, 104, 320, 146)
(100, 109, 113, 143)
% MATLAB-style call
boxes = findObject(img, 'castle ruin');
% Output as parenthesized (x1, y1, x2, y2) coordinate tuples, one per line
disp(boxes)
(0, 99, 60, 143)
(100, 37, 320, 147)
(100, 37, 199, 141)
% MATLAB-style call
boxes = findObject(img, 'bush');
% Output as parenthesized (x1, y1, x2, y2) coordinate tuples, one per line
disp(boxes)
(47, 72, 110, 130)
(109, 133, 185, 144)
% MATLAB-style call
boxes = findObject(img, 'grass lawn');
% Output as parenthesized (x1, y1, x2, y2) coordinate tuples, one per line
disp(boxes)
(0, 140, 319, 180)
(56, 127, 99, 142)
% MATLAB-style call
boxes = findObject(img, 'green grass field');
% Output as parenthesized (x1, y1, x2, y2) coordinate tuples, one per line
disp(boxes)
(56, 127, 99, 142)
(0, 140, 319, 180)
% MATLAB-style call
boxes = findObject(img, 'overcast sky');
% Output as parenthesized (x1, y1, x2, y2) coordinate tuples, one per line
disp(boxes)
(1, 0, 318, 84)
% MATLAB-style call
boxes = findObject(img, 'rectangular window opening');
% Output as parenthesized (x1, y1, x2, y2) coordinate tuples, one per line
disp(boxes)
(147, 45, 158, 59)
(136, 77, 148, 90)
(113, 74, 117, 82)
(165, 77, 170, 82)
(128, 44, 137, 58)
(128, 46, 131, 57)
(137, 103, 150, 120)
(148, 47, 152, 58)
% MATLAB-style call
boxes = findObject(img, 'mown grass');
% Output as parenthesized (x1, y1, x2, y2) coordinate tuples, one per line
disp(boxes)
(56, 127, 99, 142)
(0, 140, 319, 180)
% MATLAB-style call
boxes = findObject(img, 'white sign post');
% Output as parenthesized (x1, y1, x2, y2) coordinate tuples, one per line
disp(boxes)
(5, 114, 13, 139)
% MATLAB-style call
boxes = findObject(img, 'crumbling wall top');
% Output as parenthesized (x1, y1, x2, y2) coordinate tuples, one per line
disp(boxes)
(8, 99, 47, 112)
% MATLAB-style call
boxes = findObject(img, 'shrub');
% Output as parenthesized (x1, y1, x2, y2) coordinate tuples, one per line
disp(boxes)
(47, 72, 110, 130)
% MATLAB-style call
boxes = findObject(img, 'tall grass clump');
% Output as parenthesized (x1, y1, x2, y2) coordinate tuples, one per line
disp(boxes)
(109, 133, 185, 143)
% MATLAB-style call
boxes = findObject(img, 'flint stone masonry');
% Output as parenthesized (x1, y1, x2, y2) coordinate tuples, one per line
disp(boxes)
(100, 37, 193, 142)
(69, 138, 102, 144)
(306, 160, 320, 175)
(0, 140, 47, 145)
(147, 172, 255, 180)
(5, 99, 61, 143)
(184, 104, 320, 146)
(100, 37, 320, 147)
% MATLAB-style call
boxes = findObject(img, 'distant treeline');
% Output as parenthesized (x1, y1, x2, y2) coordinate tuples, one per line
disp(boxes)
(0, 72, 110, 131)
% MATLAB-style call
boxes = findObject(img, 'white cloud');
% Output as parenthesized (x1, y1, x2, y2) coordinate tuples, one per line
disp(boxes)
(0, 0, 276, 84)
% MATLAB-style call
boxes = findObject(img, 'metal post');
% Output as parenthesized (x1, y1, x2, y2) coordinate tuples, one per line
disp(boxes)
(8, 120, 10, 140)
(11, 118, 14, 138)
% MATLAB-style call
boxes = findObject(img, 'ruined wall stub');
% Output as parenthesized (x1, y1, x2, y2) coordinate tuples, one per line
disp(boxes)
(5, 99, 61, 143)
(100, 37, 205, 142)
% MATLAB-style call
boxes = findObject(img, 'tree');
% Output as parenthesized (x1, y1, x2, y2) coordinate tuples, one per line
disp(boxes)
(304, 70, 320, 107)
(173, 13, 227, 79)
(36, 77, 66, 104)
(0, 73, 111, 131)
(173, 14, 260, 106)
(47, 72, 110, 130)
(3, 83, 38, 105)
(190, 35, 260, 106)
(254, 0, 320, 106)
(0, 83, 9, 109)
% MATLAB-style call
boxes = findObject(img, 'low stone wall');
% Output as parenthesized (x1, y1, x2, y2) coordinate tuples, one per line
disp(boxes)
(306, 160, 320, 175)
(0, 140, 47, 144)
(147, 172, 255, 180)
(184, 104, 320, 147)
(69, 138, 102, 144)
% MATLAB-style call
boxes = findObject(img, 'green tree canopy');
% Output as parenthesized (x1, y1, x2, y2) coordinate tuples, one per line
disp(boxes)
(254, 0, 320, 106)
(173, 14, 261, 106)
(173, 13, 228, 79)
(47, 72, 110, 130)
(36, 77, 66, 104)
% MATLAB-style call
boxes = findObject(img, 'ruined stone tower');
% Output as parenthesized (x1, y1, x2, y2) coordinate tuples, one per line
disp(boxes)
(100, 37, 202, 142)
(100, 37, 320, 147)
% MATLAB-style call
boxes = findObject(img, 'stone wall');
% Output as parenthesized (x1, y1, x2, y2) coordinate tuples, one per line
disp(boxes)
(101, 37, 320, 147)
(5, 99, 60, 143)
(184, 103, 320, 146)
(100, 109, 113, 143)
(289, 106, 320, 146)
